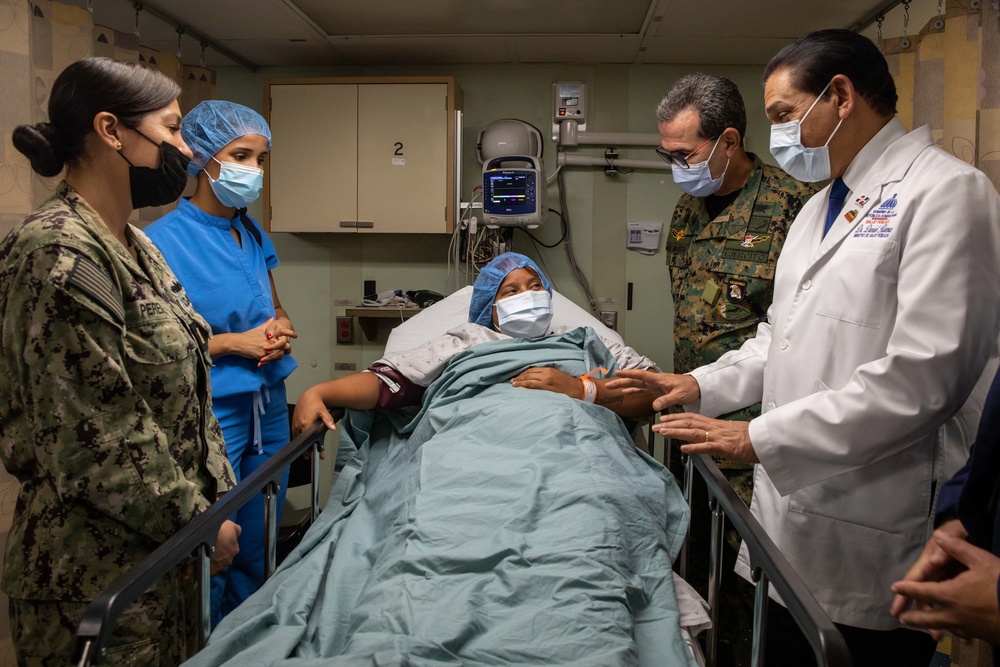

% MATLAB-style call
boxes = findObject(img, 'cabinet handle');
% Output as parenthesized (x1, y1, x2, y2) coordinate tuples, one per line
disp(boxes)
(356, 221, 375, 229)
(339, 221, 358, 228)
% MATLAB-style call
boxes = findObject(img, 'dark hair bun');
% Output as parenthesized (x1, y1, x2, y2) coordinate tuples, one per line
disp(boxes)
(12, 122, 65, 177)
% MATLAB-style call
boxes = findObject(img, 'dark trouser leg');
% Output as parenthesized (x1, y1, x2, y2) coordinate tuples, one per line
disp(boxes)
(764, 599, 937, 667)
(684, 464, 755, 667)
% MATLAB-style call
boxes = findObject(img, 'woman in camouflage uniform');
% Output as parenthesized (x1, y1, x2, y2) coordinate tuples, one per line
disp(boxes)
(0, 58, 237, 666)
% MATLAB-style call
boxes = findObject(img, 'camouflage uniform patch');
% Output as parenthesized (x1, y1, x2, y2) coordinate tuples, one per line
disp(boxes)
(666, 155, 819, 468)
(0, 182, 235, 660)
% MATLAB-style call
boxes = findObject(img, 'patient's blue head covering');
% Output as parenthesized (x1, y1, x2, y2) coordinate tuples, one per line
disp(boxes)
(182, 100, 272, 176)
(469, 252, 551, 327)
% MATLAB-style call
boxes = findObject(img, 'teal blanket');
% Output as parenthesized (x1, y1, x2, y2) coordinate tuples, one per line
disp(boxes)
(185, 328, 696, 666)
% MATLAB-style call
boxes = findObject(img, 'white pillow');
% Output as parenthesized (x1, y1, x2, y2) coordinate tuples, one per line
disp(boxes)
(384, 286, 625, 356)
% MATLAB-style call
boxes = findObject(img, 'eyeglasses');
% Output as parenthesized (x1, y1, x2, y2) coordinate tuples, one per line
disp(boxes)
(655, 135, 718, 169)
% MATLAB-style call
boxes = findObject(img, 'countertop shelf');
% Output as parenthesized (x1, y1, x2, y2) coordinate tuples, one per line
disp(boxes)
(345, 306, 422, 341)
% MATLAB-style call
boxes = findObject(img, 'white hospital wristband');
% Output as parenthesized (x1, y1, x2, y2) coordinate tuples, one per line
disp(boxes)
(580, 377, 597, 403)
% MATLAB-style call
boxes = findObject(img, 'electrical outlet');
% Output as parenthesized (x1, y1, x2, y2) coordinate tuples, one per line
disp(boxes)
(335, 316, 354, 344)
(334, 299, 356, 306)
(600, 311, 618, 330)
(334, 362, 357, 371)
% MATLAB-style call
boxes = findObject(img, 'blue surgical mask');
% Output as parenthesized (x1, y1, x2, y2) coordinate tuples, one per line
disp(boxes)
(769, 79, 844, 183)
(207, 156, 264, 208)
(671, 138, 729, 197)
(494, 289, 553, 338)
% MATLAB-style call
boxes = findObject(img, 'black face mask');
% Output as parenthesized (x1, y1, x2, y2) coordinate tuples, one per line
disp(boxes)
(118, 130, 190, 209)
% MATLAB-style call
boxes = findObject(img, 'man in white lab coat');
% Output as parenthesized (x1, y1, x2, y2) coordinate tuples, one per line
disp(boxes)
(611, 29, 1000, 667)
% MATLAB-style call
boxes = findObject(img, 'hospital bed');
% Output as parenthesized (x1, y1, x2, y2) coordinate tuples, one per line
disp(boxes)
(73, 287, 850, 667)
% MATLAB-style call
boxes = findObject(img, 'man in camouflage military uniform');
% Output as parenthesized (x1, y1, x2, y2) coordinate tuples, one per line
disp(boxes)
(656, 73, 818, 666)
(0, 182, 237, 666)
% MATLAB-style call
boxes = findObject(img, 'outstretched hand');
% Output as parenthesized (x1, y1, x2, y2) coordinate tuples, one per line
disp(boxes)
(605, 369, 701, 411)
(654, 412, 758, 464)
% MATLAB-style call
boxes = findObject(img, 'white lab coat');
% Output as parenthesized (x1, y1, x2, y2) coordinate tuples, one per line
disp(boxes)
(690, 118, 1000, 630)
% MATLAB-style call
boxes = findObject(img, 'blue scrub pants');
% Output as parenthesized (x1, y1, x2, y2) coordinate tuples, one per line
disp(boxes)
(210, 382, 290, 627)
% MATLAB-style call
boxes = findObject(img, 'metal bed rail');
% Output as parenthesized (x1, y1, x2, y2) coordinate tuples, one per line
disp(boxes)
(680, 452, 852, 667)
(72, 414, 338, 667)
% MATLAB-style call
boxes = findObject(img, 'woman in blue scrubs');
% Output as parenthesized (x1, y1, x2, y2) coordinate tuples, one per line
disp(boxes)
(145, 100, 297, 625)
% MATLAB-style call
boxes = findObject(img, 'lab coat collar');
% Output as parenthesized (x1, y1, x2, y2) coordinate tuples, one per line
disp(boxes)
(176, 197, 236, 230)
(841, 116, 908, 194)
(812, 118, 931, 261)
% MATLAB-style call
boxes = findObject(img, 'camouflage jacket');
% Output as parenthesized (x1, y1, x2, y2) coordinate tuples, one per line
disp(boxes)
(667, 155, 818, 424)
(0, 182, 235, 600)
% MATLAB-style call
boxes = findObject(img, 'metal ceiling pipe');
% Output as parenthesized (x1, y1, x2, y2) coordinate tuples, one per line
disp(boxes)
(557, 153, 670, 170)
(132, 0, 258, 71)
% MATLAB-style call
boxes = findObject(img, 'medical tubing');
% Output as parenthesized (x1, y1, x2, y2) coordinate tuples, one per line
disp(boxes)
(521, 235, 560, 292)
(556, 167, 598, 312)
(518, 208, 567, 248)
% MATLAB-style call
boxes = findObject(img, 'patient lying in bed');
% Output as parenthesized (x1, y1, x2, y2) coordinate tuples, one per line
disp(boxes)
(292, 253, 660, 435)
(184, 254, 699, 666)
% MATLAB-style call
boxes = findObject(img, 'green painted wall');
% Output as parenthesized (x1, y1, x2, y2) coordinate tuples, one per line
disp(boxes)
(215, 62, 778, 401)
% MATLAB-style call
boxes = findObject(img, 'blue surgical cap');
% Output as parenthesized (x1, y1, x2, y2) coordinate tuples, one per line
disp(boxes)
(469, 252, 551, 327)
(182, 100, 272, 176)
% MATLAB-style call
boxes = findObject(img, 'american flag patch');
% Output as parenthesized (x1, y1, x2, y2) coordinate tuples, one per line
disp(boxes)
(67, 255, 125, 323)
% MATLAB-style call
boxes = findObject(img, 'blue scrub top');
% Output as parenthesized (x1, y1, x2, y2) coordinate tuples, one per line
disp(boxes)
(145, 198, 297, 399)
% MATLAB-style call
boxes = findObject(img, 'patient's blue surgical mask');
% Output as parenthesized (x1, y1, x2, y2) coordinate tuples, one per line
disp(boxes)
(769, 79, 844, 183)
(207, 156, 264, 209)
(671, 138, 729, 197)
(494, 289, 553, 338)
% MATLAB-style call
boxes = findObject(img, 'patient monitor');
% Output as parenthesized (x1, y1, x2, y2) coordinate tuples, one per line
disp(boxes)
(482, 156, 544, 229)
(478, 119, 545, 229)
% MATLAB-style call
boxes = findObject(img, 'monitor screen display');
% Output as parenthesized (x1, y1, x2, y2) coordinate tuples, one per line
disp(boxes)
(483, 169, 536, 217)
(487, 172, 529, 206)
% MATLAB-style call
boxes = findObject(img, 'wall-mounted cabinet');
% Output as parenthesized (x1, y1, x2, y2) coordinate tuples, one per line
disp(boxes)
(264, 76, 462, 234)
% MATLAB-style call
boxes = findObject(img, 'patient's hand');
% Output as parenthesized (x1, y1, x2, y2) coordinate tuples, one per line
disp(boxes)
(293, 388, 338, 438)
(511, 367, 583, 399)
(606, 369, 701, 411)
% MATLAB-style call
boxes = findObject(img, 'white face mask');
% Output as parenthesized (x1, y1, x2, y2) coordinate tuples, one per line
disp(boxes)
(494, 289, 553, 338)
(671, 138, 729, 197)
(769, 79, 844, 183)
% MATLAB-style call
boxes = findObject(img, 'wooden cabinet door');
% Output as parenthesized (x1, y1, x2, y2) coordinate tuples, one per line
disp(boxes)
(356, 84, 448, 233)
(268, 84, 358, 232)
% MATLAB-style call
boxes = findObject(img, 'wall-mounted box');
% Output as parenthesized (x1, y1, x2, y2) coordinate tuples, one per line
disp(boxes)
(265, 76, 463, 234)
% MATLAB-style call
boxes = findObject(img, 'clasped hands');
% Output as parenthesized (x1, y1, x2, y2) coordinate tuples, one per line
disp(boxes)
(890, 519, 1000, 644)
(606, 369, 758, 464)
(244, 317, 297, 367)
